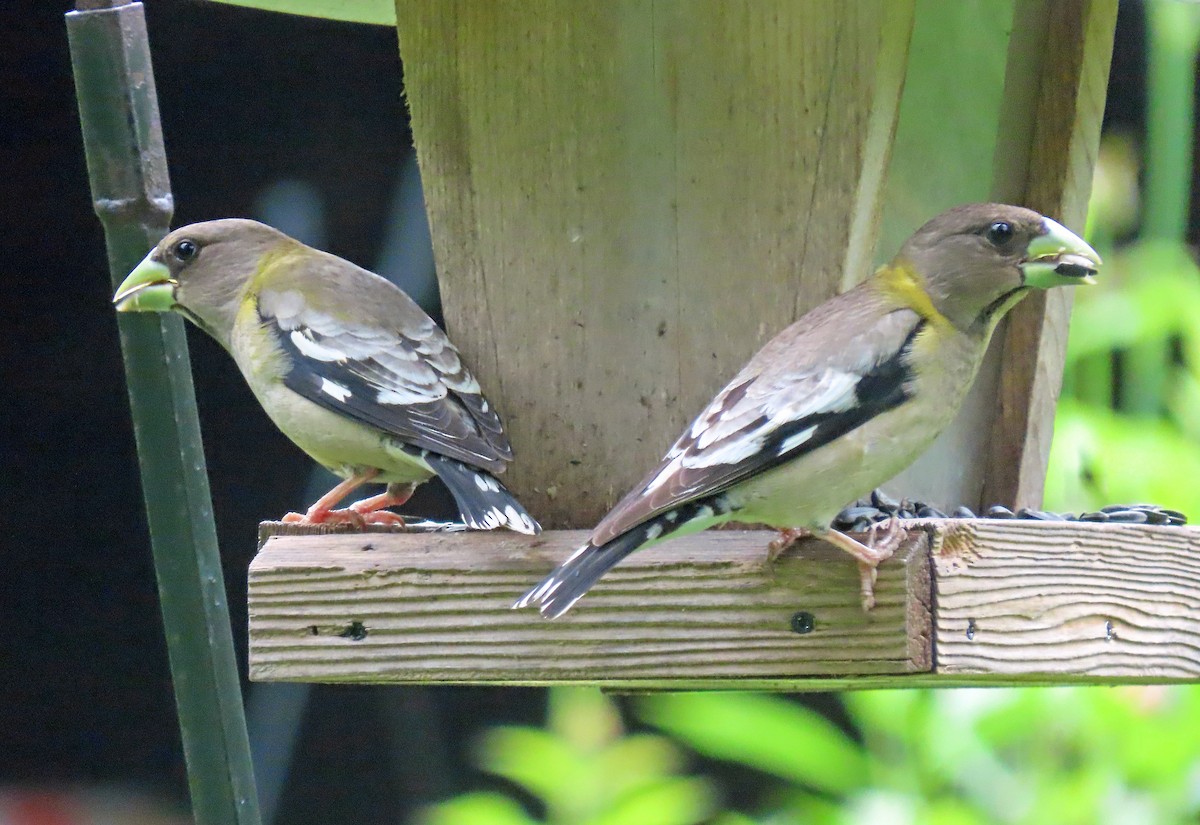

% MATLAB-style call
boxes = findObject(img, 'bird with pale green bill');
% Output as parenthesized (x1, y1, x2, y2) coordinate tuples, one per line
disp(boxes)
(515, 203, 1101, 617)
(113, 219, 540, 534)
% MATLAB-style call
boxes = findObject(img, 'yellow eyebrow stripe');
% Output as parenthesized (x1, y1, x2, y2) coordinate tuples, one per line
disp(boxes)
(874, 260, 952, 328)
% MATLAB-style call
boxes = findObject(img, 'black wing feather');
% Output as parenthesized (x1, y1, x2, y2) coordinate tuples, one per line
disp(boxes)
(591, 320, 923, 544)
(265, 298, 512, 473)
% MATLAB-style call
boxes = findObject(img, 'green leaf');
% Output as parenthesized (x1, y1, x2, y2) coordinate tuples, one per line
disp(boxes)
(416, 792, 538, 825)
(1045, 399, 1200, 515)
(549, 688, 623, 752)
(1066, 241, 1200, 362)
(207, 0, 395, 25)
(638, 693, 866, 794)
(843, 690, 921, 740)
(592, 734, 689, 797)
(586, 777, 716, 825)
(920, 798, 991, 825)
(475, 726, 584, 806)
(710, 813, 762, 825)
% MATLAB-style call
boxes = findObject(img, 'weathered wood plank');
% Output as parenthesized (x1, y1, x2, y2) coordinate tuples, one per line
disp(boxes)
(248, 521, 1200, 688)
(395, 0, 915, 527)
(249, 528, 932, 684)
(981, 0, 1118, 509)
(934, 520, 1200, 678)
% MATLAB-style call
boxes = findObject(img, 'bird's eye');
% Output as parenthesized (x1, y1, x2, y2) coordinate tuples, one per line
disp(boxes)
(172, 239, 199, 262)
(985, 221, 1014, 247)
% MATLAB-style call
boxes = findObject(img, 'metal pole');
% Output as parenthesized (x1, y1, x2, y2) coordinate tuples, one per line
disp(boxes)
(66, 3, 262, 823)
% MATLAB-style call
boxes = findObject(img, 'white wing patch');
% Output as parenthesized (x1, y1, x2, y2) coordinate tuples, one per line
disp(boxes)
(644, 368, 860, 492)
(319, 378, 351, 401)
(260, 285, 513, 469)
(376, 386, 437, 405)
(289, 330, 344, 362)
(474, 474, 501, 492)
(776, 424, 817, 455)
(263, 288, 456, 408)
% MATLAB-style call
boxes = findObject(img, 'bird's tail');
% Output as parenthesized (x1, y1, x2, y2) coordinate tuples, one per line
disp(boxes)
(422, 453, 541, 535)
(511, 532, 644, 619)
(513, 494, 731, 618)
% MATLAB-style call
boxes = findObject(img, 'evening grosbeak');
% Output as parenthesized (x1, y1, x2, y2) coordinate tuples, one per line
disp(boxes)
(516, 203, 1100, 617)
(113, 219, 540, 534)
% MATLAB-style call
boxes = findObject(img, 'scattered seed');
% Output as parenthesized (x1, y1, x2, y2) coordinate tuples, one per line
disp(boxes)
(833, 491, 1187, 529)
(871, 489, 899, 510)
(1106, 510, 1148, 523)
(840, 506, 883, 522)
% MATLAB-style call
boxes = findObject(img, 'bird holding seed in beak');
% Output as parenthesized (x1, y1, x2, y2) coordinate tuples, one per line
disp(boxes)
(515, 203, 1100, 617)
(114, 219, 540, 534)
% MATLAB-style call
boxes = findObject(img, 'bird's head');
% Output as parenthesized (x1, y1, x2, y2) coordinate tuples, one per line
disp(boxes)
(113, 219, 291, 347)
(890, 203, 1101, 333)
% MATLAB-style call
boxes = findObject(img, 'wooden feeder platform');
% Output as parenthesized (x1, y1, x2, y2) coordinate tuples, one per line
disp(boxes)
(249, 520, 1200, 690)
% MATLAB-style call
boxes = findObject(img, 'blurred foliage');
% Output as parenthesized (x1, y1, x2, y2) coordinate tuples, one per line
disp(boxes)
(1047, 1, 1200, 516)
(653, 686, 1200, 823)
(418, 686, 1200, 824)
(416, 689, 715, 825)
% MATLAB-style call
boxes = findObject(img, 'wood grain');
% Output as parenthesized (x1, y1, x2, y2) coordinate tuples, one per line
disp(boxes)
(395, 0, 915, 527)
(934, 520, 1200, 678)
(248, 527, 932, 685)
(981, 0, 1118, 509)
(248, 521, 1200, 688)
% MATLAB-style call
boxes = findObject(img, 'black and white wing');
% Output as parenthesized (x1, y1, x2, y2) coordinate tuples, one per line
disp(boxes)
(257, 284, 511, 473)
(590, 300, 925, 546)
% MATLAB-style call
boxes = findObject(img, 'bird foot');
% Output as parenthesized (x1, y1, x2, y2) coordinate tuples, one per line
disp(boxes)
(355, 510, 407, 527)
(280, 508, 366, 527)
(344, 483, 414, 527)
(818, 517, 908, 612)
(866, 516, 905, 560)
(767, 527, 811, 562)
(856, 560, 882, 611)
(857, 518, 906, 610)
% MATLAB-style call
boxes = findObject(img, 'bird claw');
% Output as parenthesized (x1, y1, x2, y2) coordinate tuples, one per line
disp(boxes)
(865, 516, 904, 563)
(767, 527, 810, 562)
(356, 510, 407, 527)
(857, 560, 879, 611)
(817, 517, 909, 612)
(857, 518, 906, 610)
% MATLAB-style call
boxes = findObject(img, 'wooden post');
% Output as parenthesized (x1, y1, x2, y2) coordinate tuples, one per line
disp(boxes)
(396, 0, 916, 527)
(248, 521, 1200, 689)
(881, 0, 1117, 511)
(982, 0, 1118, 509)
